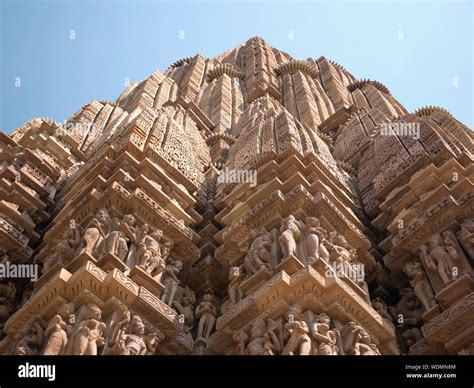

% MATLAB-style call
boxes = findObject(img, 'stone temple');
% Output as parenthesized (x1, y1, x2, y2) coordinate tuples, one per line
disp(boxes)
(0, 37, 473, 356)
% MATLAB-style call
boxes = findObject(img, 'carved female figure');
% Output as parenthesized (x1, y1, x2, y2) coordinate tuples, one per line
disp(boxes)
(160, 259, 183, 306)
(135, 225, 167, 278)
(303, 217, 329, 263)
(424, 234, 456, 285)
(14, 319, 44, 355)
(43, 226, 81, 273)
(71, 304, 106, 355)
(278, 215, 301, 258)
(43, 303, 74, 355)
(228, 266, 244, 307)
(245, 317, 267, 355)
(195, 293, 217, 341)
(80, 208, 112, 257)
(101, 214, 137, 261)
(442, 231, 461, 275)
(244, 228, 272, 276)
(404, 259, 436, 311)
(120, 316, 147, 356)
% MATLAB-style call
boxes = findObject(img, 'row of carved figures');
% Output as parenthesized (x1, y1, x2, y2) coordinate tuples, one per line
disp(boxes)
(4, 288, 219, 357)
(403, 220, 474, 313)
(10, 303, 159, 356)
(233, 304, 381, 355)
(42, 209, 174, 281)
(41, 209, 194, 311)
(225, 215, 368, 310)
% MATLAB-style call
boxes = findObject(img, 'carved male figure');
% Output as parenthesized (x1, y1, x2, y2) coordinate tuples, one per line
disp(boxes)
(303, 217, 329, 263)
(310, 313, 339, 355)
(14, 318, 44, 355)
(71, 304, 106, 356)
(120, 315, 147, 356)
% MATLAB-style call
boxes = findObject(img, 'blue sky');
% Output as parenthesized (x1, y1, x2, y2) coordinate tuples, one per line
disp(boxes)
(1, 0, 472, 133)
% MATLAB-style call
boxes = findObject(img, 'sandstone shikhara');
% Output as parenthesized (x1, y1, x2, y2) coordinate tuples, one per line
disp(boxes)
(0, 37, 473, 356)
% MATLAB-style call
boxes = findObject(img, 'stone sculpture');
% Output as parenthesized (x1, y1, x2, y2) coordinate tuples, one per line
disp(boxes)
(43, 302, 74, 355)
(135, 224, 167, 277)
(195, 293, 217, 341)
(309, 312, 339, 355)
(227, 266, 244, 307)
(160, 259, 183, 306)
(70, 304, 106, 356)
(423, 234, 458, 286)
(100, 214, 137, 261)
(303, 217, 329, 263)
(282, 304, 311, 356)
(243, 227, 272, 277)
(43, 226, 81, 273)
(278, 215, 301, 258)
(0, 282, 16, 337)
(173, 287, 196, 333)
(341, 322, 380, 355)
(404, 260, 436, 311)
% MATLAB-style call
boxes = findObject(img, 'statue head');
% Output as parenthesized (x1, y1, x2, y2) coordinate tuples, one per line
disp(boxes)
(403, 261, 421, 277)
(372, 297, 386, 311)
(123, 214, 136, 226)
(334, 234, 349, 248)
(316, 313, 331, 325)
(96, 208, 110, 223)
(174, 260, 183, 270)
(203, 293, 213, 303)
(418, 245, 428, 255)
(150, 229, 163, 240)
(87, 304, 102, 320)
(249, 228, 260, 239)
(130, 315, 145, 336)
(428, 233, 442, 248)
(305, 217, 320, 227)
(358, 327, 371, 344)
(441, 230, 453, 241)
(58, 303, 74, 319)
